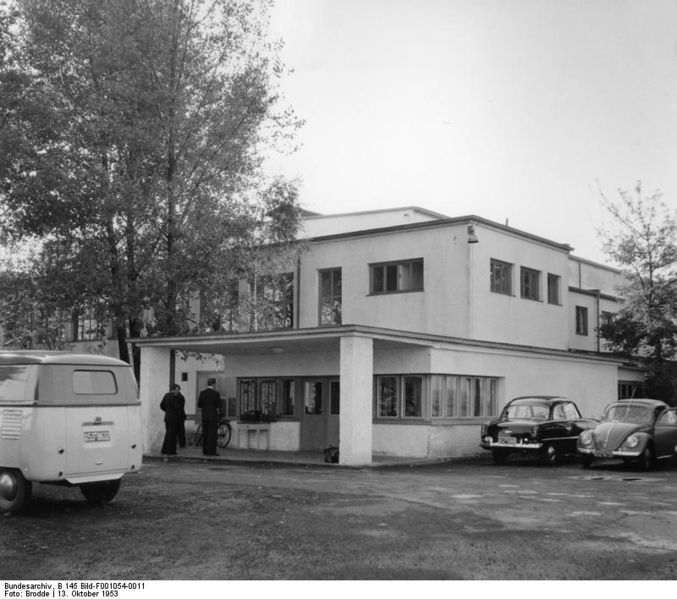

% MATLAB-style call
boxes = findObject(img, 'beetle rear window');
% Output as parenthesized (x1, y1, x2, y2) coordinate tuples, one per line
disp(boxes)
(73, 370, 118, 395)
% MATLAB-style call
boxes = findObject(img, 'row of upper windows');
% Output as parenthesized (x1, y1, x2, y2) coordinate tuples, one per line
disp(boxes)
(490, 258, 562, 304)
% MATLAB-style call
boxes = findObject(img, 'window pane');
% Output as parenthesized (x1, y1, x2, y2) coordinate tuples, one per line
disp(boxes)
(305, 381, 323, 414)
(260, 380, 277, 416)
(547, 274, 560, 304)
(0, 365, 32, 404)
(378, 376, 398, 417)
(445, 376, 458, 417)
(386, 264, 398, 291)
(279, 380, 295, 415)
(373, 265, 384, 293)
(431, 375, 443, 417)
(411, 260, 423, 290)
(330, 381, 340, 415)
(73, 370, 117, 395)
(488, 379, 497, 416)
(459, 378, 470, 417)
(239, 380, 257, 414)
(404, 376, 422, 417)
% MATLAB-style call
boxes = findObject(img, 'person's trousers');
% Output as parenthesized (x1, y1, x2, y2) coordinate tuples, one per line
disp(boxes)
(161, 422, 178, 455)
(177, 420, 186, 448)
(202, 419, 218, 455)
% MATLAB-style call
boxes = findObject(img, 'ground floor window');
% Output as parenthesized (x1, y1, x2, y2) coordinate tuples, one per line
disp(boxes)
(237, 377, 296, 420)
(618, 380, 644, 400)
(376, 373, 499, 420)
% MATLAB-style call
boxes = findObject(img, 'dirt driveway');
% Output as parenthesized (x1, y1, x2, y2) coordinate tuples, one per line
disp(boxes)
(2, 456, 677, 580)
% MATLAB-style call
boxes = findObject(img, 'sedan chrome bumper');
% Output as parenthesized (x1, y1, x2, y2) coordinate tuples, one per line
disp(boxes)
(482, 440, 543, 450)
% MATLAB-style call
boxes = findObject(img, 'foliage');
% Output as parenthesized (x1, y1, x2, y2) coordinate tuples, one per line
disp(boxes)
(0, 0, 304, 367)
(598, 182, 677, 402)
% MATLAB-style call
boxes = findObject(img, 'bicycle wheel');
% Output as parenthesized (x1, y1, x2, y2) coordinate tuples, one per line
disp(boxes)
(192, 422, 203, 447)
(217, 422, 232, 448)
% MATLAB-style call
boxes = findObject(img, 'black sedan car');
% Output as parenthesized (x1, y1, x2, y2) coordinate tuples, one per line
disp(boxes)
(577, 399, 677, 470)
(480, 396, 598, 465)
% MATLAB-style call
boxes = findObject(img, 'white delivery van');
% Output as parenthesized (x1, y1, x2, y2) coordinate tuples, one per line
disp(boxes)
(0, 351, 142, 513)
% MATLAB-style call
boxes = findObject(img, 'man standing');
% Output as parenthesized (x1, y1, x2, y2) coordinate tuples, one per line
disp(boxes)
(175, 385, 187, 448)
(160, 384, 183, 457)
(197, 378, 221, 456)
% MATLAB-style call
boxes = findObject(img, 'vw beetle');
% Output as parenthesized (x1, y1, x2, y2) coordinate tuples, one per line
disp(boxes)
(577, 399, 677, 469)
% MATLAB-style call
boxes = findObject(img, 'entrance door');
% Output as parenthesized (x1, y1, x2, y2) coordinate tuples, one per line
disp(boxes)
(300, 379, 340, 450)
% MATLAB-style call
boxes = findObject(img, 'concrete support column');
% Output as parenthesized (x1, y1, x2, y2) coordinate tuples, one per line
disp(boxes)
(339, 334, 374, 465)
(139, 346, 172, 454)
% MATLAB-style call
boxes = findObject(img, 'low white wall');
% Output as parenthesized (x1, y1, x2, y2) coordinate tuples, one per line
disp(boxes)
(373, 423, 485, 459)
(269, 421, 301, 451)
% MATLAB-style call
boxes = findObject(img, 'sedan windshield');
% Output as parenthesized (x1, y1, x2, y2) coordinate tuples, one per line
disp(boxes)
(503, 403, 549, 420)
(603, 404, 653, 425)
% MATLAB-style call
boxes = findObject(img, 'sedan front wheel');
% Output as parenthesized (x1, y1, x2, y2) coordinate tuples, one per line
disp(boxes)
(540, 443, 561, 466)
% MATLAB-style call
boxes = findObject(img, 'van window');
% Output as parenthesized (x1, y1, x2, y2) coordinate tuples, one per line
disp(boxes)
(0, 365, 34, 404)
(73, 370, 118, 395)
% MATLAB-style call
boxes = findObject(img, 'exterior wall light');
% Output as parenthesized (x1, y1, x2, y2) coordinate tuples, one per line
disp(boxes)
(467, 224, 479, 243)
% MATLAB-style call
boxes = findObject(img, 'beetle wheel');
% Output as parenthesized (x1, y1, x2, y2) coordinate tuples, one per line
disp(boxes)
(80, 479, 121, 504)
(638, 446, 655, 471)
(540, 443, 561, 466)
(0, 469, 32, 514)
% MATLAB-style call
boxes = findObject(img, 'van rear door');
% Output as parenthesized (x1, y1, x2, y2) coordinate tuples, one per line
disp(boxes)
(65, 406, 131, 479)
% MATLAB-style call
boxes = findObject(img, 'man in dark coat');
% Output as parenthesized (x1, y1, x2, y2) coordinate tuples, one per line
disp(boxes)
(160, 384, 183, 456)
(197, 378, 221, 456)
(175, 386, 187, 448)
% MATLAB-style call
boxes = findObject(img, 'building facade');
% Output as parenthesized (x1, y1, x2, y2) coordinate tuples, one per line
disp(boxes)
(134, 208, 642, 465)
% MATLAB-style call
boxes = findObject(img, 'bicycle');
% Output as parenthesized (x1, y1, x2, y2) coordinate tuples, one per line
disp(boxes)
(190, 417, 232, 449)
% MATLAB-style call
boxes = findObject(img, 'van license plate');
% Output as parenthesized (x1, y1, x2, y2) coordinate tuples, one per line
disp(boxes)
(84, 431, 110, 443)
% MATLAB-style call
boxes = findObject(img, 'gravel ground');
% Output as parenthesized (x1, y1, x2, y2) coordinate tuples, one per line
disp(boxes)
(2, 456, 677, 580)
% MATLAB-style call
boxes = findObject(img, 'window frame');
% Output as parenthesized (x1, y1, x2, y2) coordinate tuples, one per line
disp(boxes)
(520, 266, 541, 301)
(575, 305, 589, 335)
(318, 268, 343, 326)
(377, 374, 499, 421)
(490, 259, 513, 295)
(547, 273, 561, 305)
(369, 258, 424, 295)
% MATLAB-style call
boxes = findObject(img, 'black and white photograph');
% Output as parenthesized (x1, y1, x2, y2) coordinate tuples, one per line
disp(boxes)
(1, 0, 676, 589)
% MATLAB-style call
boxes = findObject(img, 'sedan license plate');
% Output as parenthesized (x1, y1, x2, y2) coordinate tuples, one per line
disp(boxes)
(594, 450, 613, 459)
(84, 430, 110, 443)
(498, 436, 517, 446)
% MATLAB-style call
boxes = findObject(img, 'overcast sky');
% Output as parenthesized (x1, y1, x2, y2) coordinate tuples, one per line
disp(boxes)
(267, 0, 677, 264)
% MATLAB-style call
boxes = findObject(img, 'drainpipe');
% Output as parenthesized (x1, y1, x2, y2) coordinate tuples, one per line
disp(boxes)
(467, 222, 479, 338)
(591, 289, 601, 353)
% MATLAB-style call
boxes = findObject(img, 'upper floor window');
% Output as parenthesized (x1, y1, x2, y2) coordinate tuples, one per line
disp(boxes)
(520, 267, 541, 301)
(73, 306, 107, 341)
(547, 273, 561, 305)
(319, 268, 342, 326)
(254, 273, 294, 330)
(370, 258, 423, 294)
(490, 259, 512, 295)
(575, 305, 588, 335)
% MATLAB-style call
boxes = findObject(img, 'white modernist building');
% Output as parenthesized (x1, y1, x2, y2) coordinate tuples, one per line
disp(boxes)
(134, 207, 641, 465)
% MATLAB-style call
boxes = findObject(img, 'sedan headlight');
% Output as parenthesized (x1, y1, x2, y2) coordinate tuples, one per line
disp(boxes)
(484, 436, 493, 444)
(580, 431, 593, 446)
(624, 434, 639, 449)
